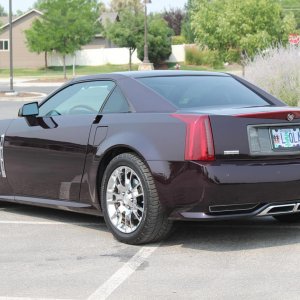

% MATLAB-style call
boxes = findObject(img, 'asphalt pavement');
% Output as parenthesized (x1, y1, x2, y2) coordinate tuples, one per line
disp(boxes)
(0, 78, 61, 95)
(0, 80, 300, 299)
(0, 78, 62, 119)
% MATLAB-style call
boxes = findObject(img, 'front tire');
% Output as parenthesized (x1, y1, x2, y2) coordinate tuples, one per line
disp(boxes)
(273, 213, 300, 223)
(100, 153, 172, 245)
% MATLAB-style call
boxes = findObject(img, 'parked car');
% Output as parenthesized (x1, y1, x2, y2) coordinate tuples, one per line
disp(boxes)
(1, 71, 300, 244)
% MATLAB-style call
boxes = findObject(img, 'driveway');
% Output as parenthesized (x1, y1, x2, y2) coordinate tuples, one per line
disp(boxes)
(0, 84, 299, 299)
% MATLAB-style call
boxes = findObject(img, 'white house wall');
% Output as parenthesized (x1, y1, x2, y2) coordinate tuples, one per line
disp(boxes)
(48, 45, 186, 66)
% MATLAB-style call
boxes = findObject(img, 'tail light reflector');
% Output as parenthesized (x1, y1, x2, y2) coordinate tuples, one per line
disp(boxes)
(172, 114, 215, 161)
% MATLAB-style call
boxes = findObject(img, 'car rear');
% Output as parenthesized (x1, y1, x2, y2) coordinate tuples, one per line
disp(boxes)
(135, 73, 300, 220)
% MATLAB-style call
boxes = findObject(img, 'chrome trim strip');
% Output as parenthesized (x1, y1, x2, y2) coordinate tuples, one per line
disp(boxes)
(209, 203, 258, 213)
(294, 203, 300, 212)
(14, 196, 92, 208)
(258, 204, 296, 216)
(0, 134, 6, 178)
(224, 150, 240, 155)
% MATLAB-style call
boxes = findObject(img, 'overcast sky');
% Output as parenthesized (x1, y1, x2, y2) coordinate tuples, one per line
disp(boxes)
(1, 0, 187, 14)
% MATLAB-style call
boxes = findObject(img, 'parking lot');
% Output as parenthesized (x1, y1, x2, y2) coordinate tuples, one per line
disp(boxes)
(1, 84, 300, 299)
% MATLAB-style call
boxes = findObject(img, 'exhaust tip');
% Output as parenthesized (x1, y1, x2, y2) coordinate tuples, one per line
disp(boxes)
(259, 204, 296, 216)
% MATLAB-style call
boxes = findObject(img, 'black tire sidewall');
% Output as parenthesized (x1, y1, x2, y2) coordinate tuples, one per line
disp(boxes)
(100, 154, 153, 243)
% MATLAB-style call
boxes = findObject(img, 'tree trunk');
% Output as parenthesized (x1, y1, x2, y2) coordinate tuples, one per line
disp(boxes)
(44, 51, 48, 69)
(63, 55, 67, 79)
(129, 48, 132, 71)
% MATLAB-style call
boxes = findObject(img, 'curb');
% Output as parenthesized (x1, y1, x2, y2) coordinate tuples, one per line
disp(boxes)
(0, 92, 46, 102)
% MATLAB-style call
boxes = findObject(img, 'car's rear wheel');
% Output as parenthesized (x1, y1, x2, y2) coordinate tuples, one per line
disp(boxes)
(273, 213, 300, 223)
(101, 153, 172, 245)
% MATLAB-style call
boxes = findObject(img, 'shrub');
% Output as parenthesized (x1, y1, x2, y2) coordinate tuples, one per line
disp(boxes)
(172, 35, 186, 45)
(185, 46, 223, 68)
(225, 48, 241, 64)
(245, 45, 300, 106)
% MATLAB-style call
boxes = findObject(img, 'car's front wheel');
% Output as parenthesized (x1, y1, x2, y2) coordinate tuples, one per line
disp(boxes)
(273, 213, 300, 223)
(101, 153, 172, 245)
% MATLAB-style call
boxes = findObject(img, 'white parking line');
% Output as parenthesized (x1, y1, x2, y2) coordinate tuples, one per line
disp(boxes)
(0, 221, 102, 226)
(1, 221, 300, 229)
(87, 245, 160, 300)
(0, 297, 71, 300)
(186, 224, 300, 229)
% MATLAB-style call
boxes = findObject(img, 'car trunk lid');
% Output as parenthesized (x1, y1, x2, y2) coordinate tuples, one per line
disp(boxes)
(176, 106, 300, 160)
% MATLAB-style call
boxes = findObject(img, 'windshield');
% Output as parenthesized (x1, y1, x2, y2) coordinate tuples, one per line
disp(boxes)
(137, 76, 270, 109)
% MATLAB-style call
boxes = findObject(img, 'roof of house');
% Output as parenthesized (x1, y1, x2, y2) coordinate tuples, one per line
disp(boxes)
(0, 9, 42, 30)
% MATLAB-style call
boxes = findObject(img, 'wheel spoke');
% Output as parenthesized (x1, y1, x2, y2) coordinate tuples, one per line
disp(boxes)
(132, 187, 143, 198)
(106, 165, 144, 234)
(136, 206, 144, 213)
(133, 210, 142, 221)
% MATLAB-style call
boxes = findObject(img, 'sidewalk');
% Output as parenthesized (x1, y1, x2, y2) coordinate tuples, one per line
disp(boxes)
(0, 76, 66, 87)
(0, 76, 65, 101)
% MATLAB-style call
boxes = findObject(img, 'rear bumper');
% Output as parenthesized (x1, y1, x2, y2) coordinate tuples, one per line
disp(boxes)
(174, 201, 300, 220)
(148, 159, 300, 220)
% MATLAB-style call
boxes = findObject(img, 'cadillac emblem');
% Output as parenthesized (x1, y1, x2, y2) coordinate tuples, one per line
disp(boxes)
(287, 113, 295, 121)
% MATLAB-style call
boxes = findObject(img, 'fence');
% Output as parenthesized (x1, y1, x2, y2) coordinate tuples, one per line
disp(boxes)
(48, 45, 186, 66)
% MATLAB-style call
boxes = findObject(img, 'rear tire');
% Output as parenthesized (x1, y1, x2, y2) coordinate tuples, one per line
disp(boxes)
(273, 213, 300, 223)
(100, 153, 172, 245)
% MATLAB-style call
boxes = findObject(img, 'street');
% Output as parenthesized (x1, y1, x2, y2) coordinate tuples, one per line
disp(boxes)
(0, 83, 300, 299)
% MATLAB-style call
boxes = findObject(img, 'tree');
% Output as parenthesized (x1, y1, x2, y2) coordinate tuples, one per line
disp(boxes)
(33, 0, 47, 10)
(137, 14, 172, 65)
(16, 10, 25, 16)
(26, 0, 99, 78)
(109, 0, 143, 14)
(281, 0, 300, 29)
(181, 0, 195, 43)
(0, 4, 7, 16)
(25, 20, 54, 68)
(191, 0, 297, 58)
(162, 8, 185, 36)
(105, 9, 144, 70)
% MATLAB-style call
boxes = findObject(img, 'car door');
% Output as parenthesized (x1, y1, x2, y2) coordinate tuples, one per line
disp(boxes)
(4, 80, 115, 202)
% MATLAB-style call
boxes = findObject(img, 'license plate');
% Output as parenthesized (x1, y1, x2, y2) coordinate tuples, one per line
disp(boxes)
(270, 127, 300, 151)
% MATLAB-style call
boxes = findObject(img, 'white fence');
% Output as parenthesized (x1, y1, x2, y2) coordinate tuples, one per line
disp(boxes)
(48, 44, 186, 66)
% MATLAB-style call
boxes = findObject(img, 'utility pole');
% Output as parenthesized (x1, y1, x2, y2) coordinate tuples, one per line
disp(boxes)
(138, 0, 154, 71)
(9, 0, 14, 93)
(143, 0, 150, 64)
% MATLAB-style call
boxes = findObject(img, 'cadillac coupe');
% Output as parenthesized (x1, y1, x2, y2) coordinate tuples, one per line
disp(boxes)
(1, 71, 300, 244)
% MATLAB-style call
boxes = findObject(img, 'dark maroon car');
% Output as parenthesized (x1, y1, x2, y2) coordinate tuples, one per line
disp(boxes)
(1, 71, 300, 244)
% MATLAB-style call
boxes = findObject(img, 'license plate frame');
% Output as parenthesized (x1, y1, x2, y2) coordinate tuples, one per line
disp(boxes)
(270, 127, 300, 151)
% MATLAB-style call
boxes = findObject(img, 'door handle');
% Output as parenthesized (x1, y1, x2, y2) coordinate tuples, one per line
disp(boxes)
(93, 115, 102, 124)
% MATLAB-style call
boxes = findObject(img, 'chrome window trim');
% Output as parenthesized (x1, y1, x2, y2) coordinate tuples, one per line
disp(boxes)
(0, 134, 6, 177)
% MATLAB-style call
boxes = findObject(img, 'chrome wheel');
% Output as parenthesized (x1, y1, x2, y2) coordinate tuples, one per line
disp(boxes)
(106, 166, 144, 233)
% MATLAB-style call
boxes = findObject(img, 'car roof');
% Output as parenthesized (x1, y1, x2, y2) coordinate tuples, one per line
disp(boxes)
(114, 70, 229, 78)
(71, 70, 229, 83)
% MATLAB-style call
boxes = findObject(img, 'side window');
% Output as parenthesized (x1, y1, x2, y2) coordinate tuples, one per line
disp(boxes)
(38, 81, 115, 117)
(102, 86, 129, 113)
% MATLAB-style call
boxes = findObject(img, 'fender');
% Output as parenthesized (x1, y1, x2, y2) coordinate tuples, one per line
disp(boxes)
(0, 119, 15, 197)
(80, 113, 186, 208)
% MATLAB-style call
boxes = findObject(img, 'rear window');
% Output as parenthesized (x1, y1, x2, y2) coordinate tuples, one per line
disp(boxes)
(137, 76, 270, 108)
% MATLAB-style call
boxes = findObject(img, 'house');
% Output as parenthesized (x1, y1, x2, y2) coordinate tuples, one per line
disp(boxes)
(82, 12, 119, 49)
(0, 10, 118, 69)
(0, 9, 44, 68)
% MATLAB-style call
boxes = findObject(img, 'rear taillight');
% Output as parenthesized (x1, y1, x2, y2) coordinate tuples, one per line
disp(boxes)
(172, 114, 215, 161)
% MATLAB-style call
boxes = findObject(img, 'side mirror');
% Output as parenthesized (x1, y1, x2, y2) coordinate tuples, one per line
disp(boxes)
(18, 102, 39, 117)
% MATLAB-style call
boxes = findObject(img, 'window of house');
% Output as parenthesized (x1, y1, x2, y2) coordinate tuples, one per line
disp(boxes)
(0, 40, 9, 51)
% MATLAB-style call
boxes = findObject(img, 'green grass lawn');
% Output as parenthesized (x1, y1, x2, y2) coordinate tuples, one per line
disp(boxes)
(0, 65, 138, 78)
(0, 63, 229, 79)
